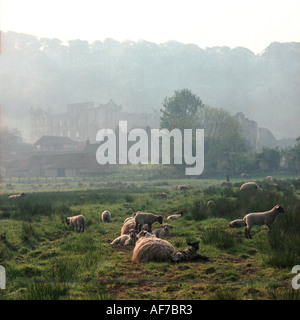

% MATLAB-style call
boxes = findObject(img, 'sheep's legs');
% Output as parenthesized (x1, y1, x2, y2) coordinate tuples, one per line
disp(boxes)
(245, 227, 252, 239)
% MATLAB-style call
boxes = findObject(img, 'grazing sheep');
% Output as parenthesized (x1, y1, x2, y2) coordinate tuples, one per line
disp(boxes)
(167, 213, 182, 220)
(101, 210, 111, 223)
(66, 214, 86, 232)
(152, 224, 172, 238)
(111, 229, 137, 246)
(132, 237, 175, 263)
(171, 241, 209, 263)
(134, 211, 163, 232)
(229, 205, 284, 239)
(239, 182, 258, 191)
(8, 192, 25, 198)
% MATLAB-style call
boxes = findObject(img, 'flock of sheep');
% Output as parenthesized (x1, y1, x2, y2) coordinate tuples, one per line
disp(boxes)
(62, 180, 285, 264)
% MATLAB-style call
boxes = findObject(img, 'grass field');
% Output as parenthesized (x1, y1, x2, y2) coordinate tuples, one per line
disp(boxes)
(0, 173, 300, 300)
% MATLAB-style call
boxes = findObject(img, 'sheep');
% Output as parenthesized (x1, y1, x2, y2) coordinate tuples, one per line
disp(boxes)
(123, 213, 137, 224)
(136, 230, 156, 239)
(229, 205, 284, 239)
(101, 210, 111, 223)
(152, 224, 172, 238)
(132, 237, 175, 263)
(177, 185, 188, 190)
(229, 219, 246, 228)
(8, 192, 25, 198)
(110, 229, 137, 246)
(239, 182, 258, 191)
(171, 241, 209, 263)
(167, 213, 182, 220)
(134, 211, 163, 232)
(158, 192, 168, 199)
(121, 217, 150, 235)
(66, 214, 86, 232)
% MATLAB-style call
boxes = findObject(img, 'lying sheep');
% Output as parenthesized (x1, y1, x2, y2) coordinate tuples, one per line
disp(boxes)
(132, 237, 175, 263)
(171, 241, 209, 263)
(134, 211, 163, 232)
(239, 182, 258, 191)
(152, 224, 172, 238)
(121, 217, 150, 235)
(8, 192, 25, 198)
(177, 185, 188, 190)
(123, 212, 137, 224)
(137, 230, 156, 239)
(229, 204, 284, 239)
(101, 210, 111, 223)
(110, 229, 137, 246)
(167, 213, 182, 220)
(66, 214, 86, 232)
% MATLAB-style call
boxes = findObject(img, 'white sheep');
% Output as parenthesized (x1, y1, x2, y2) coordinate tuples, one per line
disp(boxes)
(167, 213, 182, 220)
(132, 237, 175, 263)
(66, 214, 86, 232)
(239, 182, 258, 191)
(171, 241, 209, 263)
(101, 210, 111, 223)
(8, 192, 25, 198)
(134, 211, 163, 232)
(229, 204, 284, 239)
(110, 229, 137, 246)
(152, 224, 172, 238)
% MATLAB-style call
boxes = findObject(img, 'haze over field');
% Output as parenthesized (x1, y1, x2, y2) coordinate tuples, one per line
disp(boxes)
(1, 0, 300, 140)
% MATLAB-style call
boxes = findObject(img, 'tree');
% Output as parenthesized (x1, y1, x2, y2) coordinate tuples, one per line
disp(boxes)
(256, 147, 281, 172)
(160, 89, 204, 130)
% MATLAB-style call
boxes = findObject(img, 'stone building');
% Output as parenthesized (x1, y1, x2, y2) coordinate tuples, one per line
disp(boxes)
(30, 100, 159, 143)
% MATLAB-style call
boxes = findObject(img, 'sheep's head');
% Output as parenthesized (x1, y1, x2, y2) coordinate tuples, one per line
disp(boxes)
(66, 218, 70, 225)
(275, 205, 284, 214)
(128, 229, 137, 238)
(187, 241, 200, 251)
(157, 215, 163, 224)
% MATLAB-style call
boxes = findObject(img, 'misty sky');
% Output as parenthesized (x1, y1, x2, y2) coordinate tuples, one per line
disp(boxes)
(1, 0, 300, 53)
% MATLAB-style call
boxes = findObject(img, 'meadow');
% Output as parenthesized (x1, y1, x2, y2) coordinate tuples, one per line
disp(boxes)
(0, 171, 300, 300)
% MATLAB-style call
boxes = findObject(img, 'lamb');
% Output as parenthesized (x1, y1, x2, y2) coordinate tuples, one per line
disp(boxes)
(229, 204, 285, 239)
(171, 241, 209, 263)
(239, 182, 258, 191)
(101, 210, 111, 223)
(134, 211, 163, 232)
(121, 217, 150, 235)
(132, 237, 175, 263)
(110, 229, 137, 246)
(8, 192, 25, 198)
(152, 224, 172, 238)
(167, 213, 182, 220)
(66, 214, 86, 232)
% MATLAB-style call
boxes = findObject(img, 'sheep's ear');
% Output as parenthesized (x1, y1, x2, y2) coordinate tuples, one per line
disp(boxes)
(187, 242, 192, 246)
